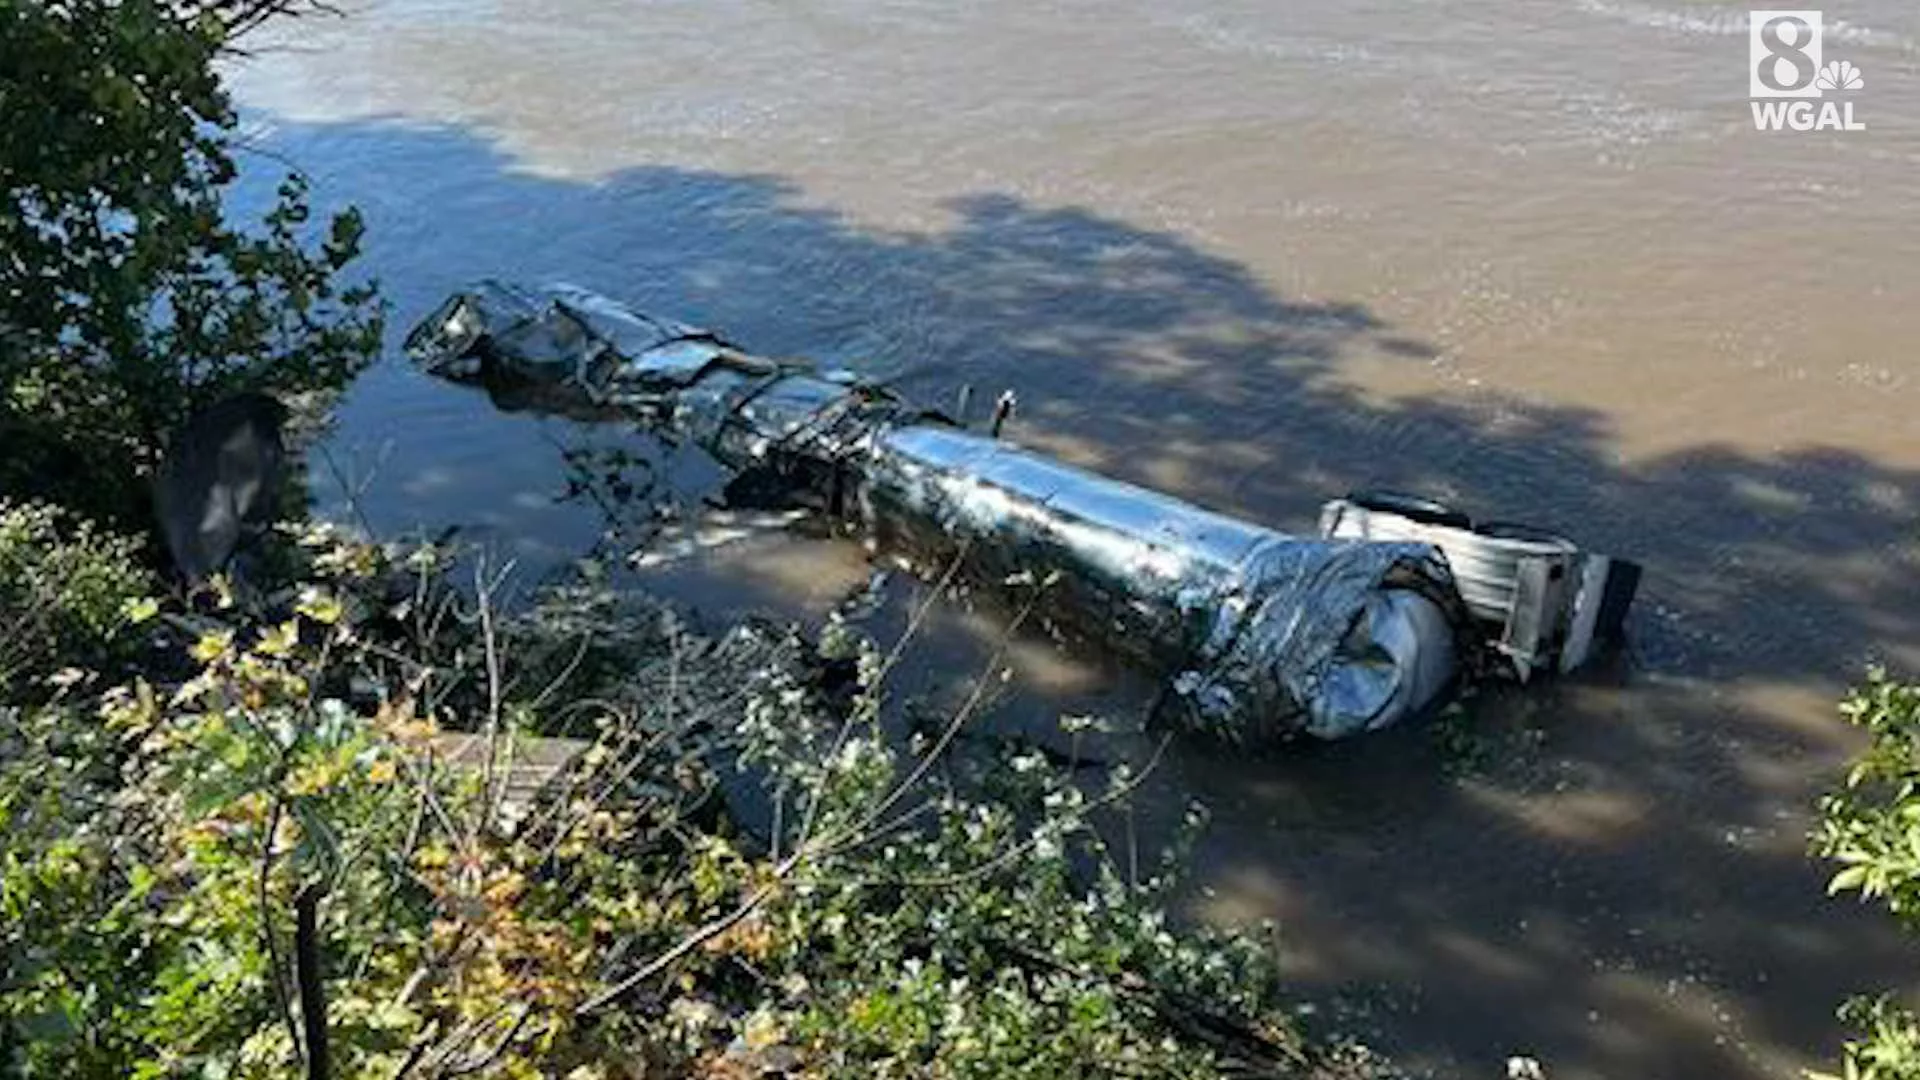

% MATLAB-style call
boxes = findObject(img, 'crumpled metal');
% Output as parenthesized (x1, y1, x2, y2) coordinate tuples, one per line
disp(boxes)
(405, 281, 1481, 740)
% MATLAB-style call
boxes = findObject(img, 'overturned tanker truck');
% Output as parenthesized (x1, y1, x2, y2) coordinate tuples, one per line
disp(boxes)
(406, 282, 1638, 742)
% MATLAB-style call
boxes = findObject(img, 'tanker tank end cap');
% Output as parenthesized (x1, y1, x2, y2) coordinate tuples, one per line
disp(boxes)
(1167, 586, 1461, 741)
(1162, 541, 1471, 742)
(1307, 589, 1459, 739)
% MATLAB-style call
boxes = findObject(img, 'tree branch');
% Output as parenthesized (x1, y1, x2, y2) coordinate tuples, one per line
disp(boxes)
(293, 882, 330, 1080)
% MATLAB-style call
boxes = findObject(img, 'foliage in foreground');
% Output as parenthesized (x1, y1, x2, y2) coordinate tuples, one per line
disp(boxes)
(0, 501, 154, 692)
(0, 512, 1364, 1079)
(1813, 671, 1920, 1080)
(0, 0, 381, 538)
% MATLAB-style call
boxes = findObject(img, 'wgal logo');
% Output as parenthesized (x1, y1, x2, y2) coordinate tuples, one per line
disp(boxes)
(1750, 10, 1866, 131)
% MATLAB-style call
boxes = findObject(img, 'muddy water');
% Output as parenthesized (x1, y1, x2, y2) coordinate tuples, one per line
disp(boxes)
(225, 2, 1920, 1076)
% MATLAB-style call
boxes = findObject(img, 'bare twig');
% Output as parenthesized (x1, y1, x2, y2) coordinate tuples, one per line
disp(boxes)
(794, 545, 974, 854)
(577, 875, 786, 1015)
(893, 733, 1171, 889)
(314, 440, 391, 544)
(387, 1017, 440, 1080)
(523, 631, 591, 713)
(824, 584, 1043, 855)
(258, 797, 306, 1064)
(469, 557, 515, 836)
(442, 1005, 535, 1078)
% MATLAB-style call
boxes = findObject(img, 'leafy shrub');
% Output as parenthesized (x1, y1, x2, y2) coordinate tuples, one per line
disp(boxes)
(1, 526, 1359, 1079)
(0, 0, 381, 537)
(1822, 997, 1920, 1080)
(0, 500, 154, 691)
(723, 618, 1317, 1079)
(1813, 670, 1920, 1080)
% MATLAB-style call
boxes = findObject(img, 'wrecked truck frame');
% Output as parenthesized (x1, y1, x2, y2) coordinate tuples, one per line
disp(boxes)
(405, 282, 1629, 741)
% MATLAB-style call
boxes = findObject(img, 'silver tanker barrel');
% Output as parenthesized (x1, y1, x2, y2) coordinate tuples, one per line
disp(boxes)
(405, 281, 1484, 741)
(858, 426, 1475, 739)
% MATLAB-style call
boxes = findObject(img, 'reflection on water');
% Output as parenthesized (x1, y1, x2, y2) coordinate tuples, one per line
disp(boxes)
(223, 2, 1920, 1077)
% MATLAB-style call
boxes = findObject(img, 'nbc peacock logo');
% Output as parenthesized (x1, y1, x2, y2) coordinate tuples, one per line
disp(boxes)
(1814, 59, 1864, 91)
(1749, 10, 1866, 131)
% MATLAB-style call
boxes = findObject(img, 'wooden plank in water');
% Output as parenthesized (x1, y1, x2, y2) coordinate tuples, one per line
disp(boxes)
(431, 732, 590, 820)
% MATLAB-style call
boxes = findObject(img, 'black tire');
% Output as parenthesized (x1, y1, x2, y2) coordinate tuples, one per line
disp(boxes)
(1347, 489, 1473, 530)
(1474, 519, 1577, 551)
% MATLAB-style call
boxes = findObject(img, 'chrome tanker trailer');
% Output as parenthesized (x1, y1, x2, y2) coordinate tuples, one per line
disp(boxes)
(406, 282, 1637, 741)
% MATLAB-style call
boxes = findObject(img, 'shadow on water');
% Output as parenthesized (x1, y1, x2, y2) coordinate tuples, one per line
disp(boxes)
(242, 116, 1920, 1080)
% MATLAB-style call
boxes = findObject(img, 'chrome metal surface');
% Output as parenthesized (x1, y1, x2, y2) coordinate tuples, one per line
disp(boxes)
(409, 282, 1482, 739)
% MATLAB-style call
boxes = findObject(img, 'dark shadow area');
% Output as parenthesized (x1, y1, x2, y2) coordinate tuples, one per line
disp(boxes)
(236, 115, 1920, 1080)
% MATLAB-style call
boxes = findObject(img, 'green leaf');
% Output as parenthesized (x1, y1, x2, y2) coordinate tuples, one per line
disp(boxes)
(1831, 865, 1872, 895)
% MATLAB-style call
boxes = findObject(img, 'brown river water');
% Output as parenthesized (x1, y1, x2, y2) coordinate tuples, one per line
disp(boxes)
(224, 2, 1920, 1075)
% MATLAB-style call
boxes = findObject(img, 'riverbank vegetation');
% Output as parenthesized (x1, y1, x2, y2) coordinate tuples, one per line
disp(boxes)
(1811, 674, 1920, 1080)
(2, 511, 1370, 1077)
(2, 2, 1915, 1078)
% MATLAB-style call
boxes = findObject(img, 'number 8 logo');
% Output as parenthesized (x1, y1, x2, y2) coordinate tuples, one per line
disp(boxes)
(1757, 15, 1816, 91)
(1749, 10, 1823, 98)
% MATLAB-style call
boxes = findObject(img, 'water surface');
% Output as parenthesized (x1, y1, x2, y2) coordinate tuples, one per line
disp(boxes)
(226, 3, 1920, 1075)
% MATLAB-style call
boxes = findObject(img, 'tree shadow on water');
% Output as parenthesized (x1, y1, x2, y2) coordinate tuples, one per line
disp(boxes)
(246, 116, 1920, 1080)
